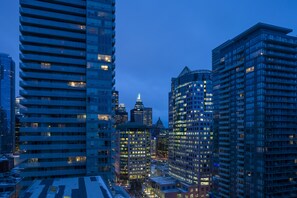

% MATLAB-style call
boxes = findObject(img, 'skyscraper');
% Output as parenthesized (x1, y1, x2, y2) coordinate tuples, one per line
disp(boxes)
(168, 67, 213, 197)
(213, 23, 297, 197)
(20, 0, 115, 186)
(130, 94, 152, 126)
(0, 53, 15, 154)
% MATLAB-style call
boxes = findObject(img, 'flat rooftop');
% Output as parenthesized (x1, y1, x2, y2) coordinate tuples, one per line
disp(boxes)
(23, 176, 112, 198)
(150, 176, 177, 185)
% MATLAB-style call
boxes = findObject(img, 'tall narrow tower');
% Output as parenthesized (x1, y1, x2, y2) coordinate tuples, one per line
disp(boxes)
(19, 0, 116, 186)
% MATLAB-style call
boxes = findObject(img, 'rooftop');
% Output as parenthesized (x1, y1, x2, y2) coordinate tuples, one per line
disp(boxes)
(150, 176, 177, 185)
(23, 176, 112, 198)
(214, 23, 293, 51)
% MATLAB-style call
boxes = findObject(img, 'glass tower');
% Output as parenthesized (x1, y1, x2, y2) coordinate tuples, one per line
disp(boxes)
(168, 67, 213, 197)
(0, 53, 15, 154)
(19, 0, 115, 186)
(213, 23, 297, 197)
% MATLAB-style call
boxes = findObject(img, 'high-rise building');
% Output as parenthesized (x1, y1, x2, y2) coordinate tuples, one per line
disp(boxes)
(15, 96, 24, 154)
(112, 90, 119, 111)
(213, 23, 297, 197)
(115, 122, 151, 186)
(114, 103, 128, 126)
(19, 0, 116, 186)
(130, 94, 152, 126)
(0, 53, 15, 154)
(143, 107, 152, 126)
(168, 67, 213, 197)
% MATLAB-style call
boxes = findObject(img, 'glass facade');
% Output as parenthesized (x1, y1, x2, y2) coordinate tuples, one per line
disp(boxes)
(0, 53, 15, 153)
(168, 67, 213, 197)
(19, 0, 115, 186)
(213, 23, 297, 197)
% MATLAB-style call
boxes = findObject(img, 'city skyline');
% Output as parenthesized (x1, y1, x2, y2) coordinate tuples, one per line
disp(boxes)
(1, 1, 297, 126)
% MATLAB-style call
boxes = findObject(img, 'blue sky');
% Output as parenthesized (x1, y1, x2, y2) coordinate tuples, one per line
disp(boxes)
(1, 0, 297, 126)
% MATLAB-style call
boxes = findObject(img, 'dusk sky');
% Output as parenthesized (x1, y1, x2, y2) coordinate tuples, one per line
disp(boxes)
(1, 0, 297, 126)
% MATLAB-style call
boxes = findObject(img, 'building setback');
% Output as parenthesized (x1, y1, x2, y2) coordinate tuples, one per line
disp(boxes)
(19, 0, 115, 186)
(213, 23, 297, 197)
(168, 67, 213, 197)
(0, 53, 15, 154)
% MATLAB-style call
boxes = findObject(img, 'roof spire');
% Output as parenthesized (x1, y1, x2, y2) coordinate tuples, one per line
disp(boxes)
(137, 93, 141, 102)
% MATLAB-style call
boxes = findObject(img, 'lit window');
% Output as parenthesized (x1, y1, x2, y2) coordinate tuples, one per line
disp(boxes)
(101, 65, 109, 70)
(98, 114, 110, 121)
(41, 62, 51, 69)
(68, 82, 86, 88)
(31, 123, 38, 128)
(98, 54, 111, 62)
(77, 114, 86, 119)
(79, 25, 86, 30)
(246, 66, 254, 73)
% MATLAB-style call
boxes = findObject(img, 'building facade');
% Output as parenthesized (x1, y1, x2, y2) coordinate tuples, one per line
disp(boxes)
(0, 53, 15, 154)
(168, 67, 213, 197)
(116, 122, 151, 186)
(19, 0, 116, 186)
(213, 23, 297, 197)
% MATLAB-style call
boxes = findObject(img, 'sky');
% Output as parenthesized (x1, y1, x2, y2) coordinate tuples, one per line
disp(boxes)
(0, 0, 297, 127)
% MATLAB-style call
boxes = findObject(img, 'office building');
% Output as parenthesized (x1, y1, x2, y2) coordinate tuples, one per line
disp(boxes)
(15, 96, 24, 154)
(115, 122, 151, 186)
(168, 67, 213, 197)
(130, 94, 152, 126)
(114, 103, 128, 126)
(213, 23, 297, 197)
(143, 107, 152, 126)
(0, 53, 15, 154)
(19, 0, 116, 186)
(112, 90, 119, 111)
(143, 176, 199, 198)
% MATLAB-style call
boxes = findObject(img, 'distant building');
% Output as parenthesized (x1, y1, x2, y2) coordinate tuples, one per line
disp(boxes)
(0, 53, 15, 154)
(150, 118, 168, 160)
(112, 90, 119, 111)
(213, 23, 297, 197)
(156, 129, 169, 160)
(143, 107, 152, 126)
(116, 122, 151, 186)
(23, 176, 112, 198)
(15, 97, 24, 154)
(168, 67, 213, 197)
(143, 176, 200, 198)
(130, 94, 152, 126)
(114, 103, 128, 126)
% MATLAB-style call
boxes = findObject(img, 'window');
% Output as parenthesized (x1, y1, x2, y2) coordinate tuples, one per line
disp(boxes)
(98, 54, 111, 62)
(98, 114, 110, 121)
(246, 66, 254, 73)
(101, 65, 109, 70)
(68, 82, 86, 88)
(41, 62, 51, 69)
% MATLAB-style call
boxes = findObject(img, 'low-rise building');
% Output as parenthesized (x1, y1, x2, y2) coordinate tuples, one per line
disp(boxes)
(144, 176, 200, 198)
